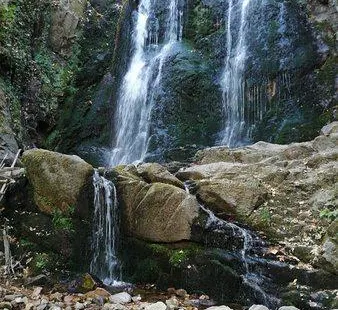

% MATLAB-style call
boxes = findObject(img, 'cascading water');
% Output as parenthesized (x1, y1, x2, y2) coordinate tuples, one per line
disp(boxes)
(91, 170, 121, 285)
(184, 182, 279, 308)
(110, 0, 184, 166)
(220, 0, 253, 147)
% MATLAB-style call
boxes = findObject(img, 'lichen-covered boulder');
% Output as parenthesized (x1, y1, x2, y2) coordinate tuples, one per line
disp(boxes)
(22, 149, 94, 217)
(112, 165, 199, 243)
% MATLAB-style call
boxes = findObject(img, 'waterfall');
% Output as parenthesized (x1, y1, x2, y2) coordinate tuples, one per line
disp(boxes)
(184, 181, 279, 307)
(90, 170, 121, 285)
(220, 0, 253, 147)
(110, 0, 184, 166)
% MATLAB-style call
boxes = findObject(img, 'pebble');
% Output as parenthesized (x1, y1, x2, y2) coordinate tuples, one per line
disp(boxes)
(249, 306, 270, 310)
(0, 301, 12, 309)
(4, 295, 21, 302)
(145, 301, 167, 310)
(49, 292, 63, 301)
(132, 295, 142, 303)
(75, 302, 85, 309)
(205, 307, 233, 310)
(25, 303, 34, 310)
(167, 288, 176, 295)
(32, 287, 43, 298)
(49, 306, 62, 310)
(103, 303, 127, 310)
(166, 297, 179, 310)
(278, 307, 300, 310)
(109, 292, 132, 304)
(175, 289, 187, 298)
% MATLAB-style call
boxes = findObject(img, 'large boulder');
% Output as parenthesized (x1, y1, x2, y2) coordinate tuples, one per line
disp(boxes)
(112, 165, 199, 242)
(22, 149, 94, 217)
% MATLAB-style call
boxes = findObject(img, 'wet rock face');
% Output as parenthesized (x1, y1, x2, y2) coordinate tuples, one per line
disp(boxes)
(147, 43, 223, 161)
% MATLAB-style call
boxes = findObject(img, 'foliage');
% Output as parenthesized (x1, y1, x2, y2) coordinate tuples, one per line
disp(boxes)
(0, 4, 16, 40)
(259, 207, 271, 224)
(32, 252, 51, 272)
(148, 243, 201, 268)
(169, 250, 189, 267)
(52, 205, 75, 231)
(320, 208, 338, 222)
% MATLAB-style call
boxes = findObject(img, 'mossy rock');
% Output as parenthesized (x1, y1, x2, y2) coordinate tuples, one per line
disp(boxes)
(22, 149, 94, 217)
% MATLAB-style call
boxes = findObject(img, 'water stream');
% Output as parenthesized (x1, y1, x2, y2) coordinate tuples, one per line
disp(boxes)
(184, 182, 279, 307)
(91, 170, 121, 285)
(110, 0, 184, 166)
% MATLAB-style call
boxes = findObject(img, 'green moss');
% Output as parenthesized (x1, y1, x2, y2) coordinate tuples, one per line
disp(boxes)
(320, 208, 338, 222)
(314, 20, 336, 49)
(30, 252, 53, 273)
(0, 4, 16, 40)
(148, 242, 202, 268)
(259, 207, 272, 225)
(169, 250, 189, 267)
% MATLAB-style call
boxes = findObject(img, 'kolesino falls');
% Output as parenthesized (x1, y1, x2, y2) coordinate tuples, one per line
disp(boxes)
(0, 0, 337, 310)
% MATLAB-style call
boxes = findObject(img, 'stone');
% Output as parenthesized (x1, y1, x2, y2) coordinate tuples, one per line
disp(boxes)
(0, 301, 12, 309)
(4, 295, 21, 302)
(109, 292, 132, 304)
(166, 297, 179, 309)
(75, 302, 85, 310)
(312, 134, 338, 151)
(167, 288, 176, 295)
(132, 295, 142, 302)
(49, 292, 63, 301)
(320, 121, 338, 135)
(25, 275, 50, 286)
(145, 302, 167, 310)
(204, 307, 233, 310)
(114, 166, 199, 242)
(85, 288, 111, 299)
(278, 307, 300, 310)
(248, 305, 270, 310)
(49, 307, 62, 310)
(37, 304, 47, 310)
(22, 149, 94, 215)
(175, 289, 187, 298)
(32, 287, 43, 299)
(103, 304, 127, 310)
(137, 163, 184, 189)
(25, 304, 34, 310)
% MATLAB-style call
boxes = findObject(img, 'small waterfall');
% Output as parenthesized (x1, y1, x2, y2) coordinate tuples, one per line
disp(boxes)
(91, 170, 121, 285)
(184, 181, 279, 307)
(278, 2, 291, 70)
(220, 0, 253, 147)
(110, 0, 184, 166)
